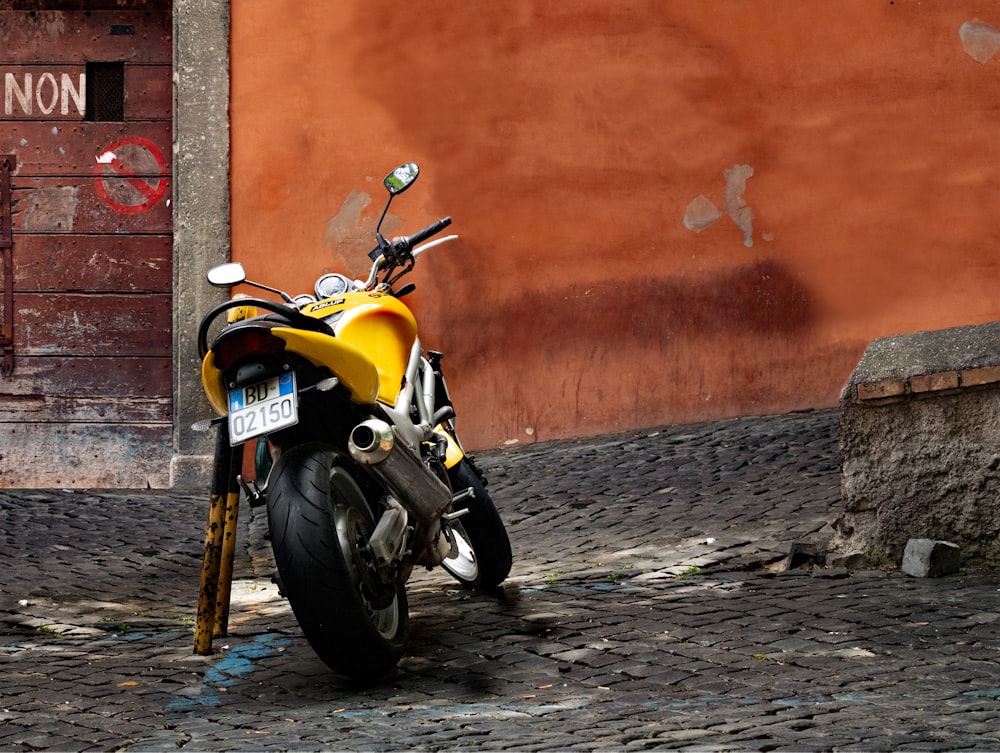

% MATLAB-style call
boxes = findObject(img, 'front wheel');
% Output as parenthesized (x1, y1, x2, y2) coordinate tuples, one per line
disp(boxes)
(266, 443, 407, 680)
(442, 459, 512, 589)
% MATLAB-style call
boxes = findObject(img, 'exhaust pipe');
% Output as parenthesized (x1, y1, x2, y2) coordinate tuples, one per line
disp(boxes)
(348, 419, 454, 542)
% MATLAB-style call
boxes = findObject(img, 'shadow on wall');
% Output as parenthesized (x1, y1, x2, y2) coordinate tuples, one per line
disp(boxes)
(426, 256, 830, 446)
(445, 258, 814, 361)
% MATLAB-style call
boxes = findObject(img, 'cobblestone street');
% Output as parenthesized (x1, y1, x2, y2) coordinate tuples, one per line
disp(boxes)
(2, 409, 1000, 750)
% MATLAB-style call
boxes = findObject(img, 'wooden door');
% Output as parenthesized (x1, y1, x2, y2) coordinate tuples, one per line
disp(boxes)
(0, 2, 172, 487)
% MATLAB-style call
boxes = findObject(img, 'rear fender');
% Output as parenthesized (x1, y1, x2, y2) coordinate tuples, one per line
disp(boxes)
(200, 327, 381, 416)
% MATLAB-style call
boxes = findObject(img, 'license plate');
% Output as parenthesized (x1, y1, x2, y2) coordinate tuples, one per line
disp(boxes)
(227, 373, 298, 445)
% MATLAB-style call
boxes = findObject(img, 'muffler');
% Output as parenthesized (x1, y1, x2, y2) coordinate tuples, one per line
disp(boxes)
(348, 419, 454, 563)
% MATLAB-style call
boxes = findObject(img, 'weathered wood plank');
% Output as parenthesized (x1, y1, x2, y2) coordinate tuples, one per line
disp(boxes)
(0, 10, 171, 66)
(0, 356, 170, 397)
(0, 394, 169, 423)
(125, 65, 171, 121)
(13, 234, 171, 292)
(0, 423, 171, 488)
(11, 175, 171, 233)
(0, 123, 172, 175)
(13, 292, 171, 356)
(1, 0, 167, 9)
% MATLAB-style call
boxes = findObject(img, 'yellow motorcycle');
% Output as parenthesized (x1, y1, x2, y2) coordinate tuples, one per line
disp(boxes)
(195, 163, 511, 680)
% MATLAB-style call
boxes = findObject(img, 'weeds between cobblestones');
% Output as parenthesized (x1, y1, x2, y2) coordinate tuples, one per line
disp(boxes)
(2, 410, 1000, 749)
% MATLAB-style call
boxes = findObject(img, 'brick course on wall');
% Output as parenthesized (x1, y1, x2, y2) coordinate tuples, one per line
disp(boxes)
(854, 366, 1000, 402)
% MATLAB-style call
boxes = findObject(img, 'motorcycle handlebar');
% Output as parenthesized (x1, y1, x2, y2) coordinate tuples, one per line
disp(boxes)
(407, 216, 452, 248)
(362, 216, 453, 289)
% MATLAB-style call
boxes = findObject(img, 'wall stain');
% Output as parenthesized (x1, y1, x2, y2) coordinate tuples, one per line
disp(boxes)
(445, 259, 813, 362)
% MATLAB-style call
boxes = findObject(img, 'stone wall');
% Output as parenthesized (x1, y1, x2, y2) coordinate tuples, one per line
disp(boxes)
(170, 0, 231, 488)
(831, 322, 1000, 569)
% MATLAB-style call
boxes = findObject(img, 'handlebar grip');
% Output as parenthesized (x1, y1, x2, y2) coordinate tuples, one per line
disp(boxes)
(407, 216, 452, 247)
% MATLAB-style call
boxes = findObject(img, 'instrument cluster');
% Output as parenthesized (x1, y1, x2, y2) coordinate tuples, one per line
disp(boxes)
(315, 273, 356, 300)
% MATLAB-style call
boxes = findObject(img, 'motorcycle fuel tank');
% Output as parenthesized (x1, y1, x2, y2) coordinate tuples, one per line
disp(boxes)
(302, 291, 418, 406)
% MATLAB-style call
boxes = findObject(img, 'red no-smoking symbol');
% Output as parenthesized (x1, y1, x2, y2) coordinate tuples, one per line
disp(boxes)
(93, 136, 169, 215)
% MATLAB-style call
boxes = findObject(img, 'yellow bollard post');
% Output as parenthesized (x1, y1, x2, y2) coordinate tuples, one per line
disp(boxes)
(213, 440, 245, 638)
(194, 423, 232, 655)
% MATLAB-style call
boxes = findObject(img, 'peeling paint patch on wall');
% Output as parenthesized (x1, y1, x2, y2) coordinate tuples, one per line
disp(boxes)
(683, 194, 722, 231)
(323, 189, 371, 246)
(724, 164, 754, 248)
(959, 20, 1000, 64)
(322, 189, 408, 274)
(683, 164, 755, 247)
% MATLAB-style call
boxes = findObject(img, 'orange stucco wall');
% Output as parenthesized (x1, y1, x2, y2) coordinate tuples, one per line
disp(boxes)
(231, 2, 1000, 450)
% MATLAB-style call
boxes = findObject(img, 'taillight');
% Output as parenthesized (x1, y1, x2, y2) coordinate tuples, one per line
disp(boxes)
(211, 326, 285, 371)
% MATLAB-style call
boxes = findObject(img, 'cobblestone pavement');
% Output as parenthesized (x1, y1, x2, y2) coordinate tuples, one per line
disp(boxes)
(2, 409, 1000, 751)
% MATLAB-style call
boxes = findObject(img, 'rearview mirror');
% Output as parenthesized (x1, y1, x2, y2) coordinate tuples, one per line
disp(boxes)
(207, 262, 246, 287)
(383, 162, 419, 195)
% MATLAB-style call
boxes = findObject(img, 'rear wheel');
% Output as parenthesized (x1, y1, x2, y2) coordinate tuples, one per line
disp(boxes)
(266, 443, 407, 680)
(442, 459, 512, 589)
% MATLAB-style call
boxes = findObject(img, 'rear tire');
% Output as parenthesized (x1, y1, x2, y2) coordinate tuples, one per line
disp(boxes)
(442, 459, 512, 589)
(266, 442, 407, 680)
